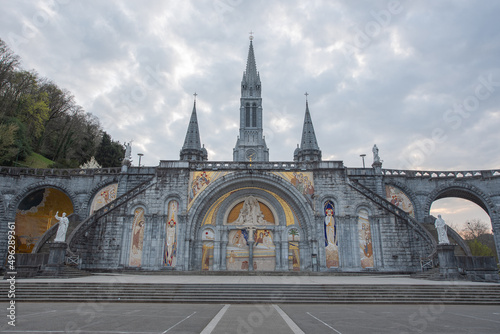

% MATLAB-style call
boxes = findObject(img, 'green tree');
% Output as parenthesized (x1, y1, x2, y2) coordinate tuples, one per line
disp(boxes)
(95, 132, 125, 167)
(467, 239, 495, 257)
(0, 122, 18, 164)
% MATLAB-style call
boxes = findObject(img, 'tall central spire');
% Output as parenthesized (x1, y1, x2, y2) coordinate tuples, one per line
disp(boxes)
(241, 39, 261, 98)
(233, 36, 269, 162)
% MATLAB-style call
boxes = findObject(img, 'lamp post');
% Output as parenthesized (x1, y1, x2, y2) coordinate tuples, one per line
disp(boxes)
(360, 154, 366, 168)
(137, 153, 144, 167)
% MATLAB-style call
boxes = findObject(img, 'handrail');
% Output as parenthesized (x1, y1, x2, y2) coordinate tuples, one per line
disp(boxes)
(348, 179, 437, 258)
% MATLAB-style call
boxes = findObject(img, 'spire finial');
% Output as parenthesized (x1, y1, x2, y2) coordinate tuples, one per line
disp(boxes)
(305, 92, 309, 102)
(249, 31, 254, 41)
(193, 92, 198, 102)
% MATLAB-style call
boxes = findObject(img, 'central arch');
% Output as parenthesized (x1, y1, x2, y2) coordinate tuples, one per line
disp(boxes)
(185, 171, 316, 271)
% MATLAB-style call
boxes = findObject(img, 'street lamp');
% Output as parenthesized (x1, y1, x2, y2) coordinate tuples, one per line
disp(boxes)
(137, 153, 144, 167)
(360, 154, 366, 168)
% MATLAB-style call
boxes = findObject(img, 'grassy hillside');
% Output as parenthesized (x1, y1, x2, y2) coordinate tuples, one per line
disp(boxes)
(16, 152, 54, 168)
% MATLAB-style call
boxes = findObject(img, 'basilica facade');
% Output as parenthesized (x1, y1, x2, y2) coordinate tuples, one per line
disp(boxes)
(67, 38, 435, 273)
(7, 38, 498, 274)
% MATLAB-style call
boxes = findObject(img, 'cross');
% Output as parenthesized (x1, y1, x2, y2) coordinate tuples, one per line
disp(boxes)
(193, 92, 197, 101)
(305, 92, 309, 102)
(249, 31, 254, 41)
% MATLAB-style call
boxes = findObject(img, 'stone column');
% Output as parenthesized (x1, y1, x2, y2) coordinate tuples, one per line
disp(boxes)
(195, 241, 203, 271)
(213, 241, 220, 271)
(220, 229, 228, 271)
(437, 244, 458, 278)
(273, 230, 281, 271)
(281, 239, 289, 271)
(248, 241, 255, 271)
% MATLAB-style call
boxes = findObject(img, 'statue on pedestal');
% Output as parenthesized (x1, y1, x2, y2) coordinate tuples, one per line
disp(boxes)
(434, 215, 450, 244)
(54, 212, 69, 243)
(372, 144, 381, 163)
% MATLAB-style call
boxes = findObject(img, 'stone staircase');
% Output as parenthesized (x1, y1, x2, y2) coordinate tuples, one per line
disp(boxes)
(1, 282, 499, 304)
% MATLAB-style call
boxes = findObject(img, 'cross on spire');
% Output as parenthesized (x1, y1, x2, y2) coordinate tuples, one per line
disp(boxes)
(249, 31, 254, 41)
(305, 92, 309, 102)
(193, 92, 198, 102)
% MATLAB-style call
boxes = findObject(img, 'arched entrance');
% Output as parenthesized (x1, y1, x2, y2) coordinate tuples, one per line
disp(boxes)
(185, 171, 315, 272)
(426, 185, 499, 260)
(15, 187, 74, 253)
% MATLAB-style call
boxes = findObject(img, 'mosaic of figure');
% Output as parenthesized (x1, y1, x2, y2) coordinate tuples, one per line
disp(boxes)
(226, 229, 250, 271)
(385, 185, 415, 217)
(254, 229, 275, 271)
(324, 200, 339, 268)
(89, 183, 118, 214)
(164, 201, 179, 267)
(189, 171, 210, 202)
(129, 208, 145, 267)
(358, 208, 374, 268)
(288, 228, 300, 271)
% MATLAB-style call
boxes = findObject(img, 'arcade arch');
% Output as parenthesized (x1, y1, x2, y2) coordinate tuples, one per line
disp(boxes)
(15, 187, 74, 253)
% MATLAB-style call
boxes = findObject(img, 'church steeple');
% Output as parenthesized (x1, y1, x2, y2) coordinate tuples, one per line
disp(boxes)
(241, 36, 261, 98)
(233, 35, 269, 162)
(294, 94, 322, 162)
(180, 94, 208, 161)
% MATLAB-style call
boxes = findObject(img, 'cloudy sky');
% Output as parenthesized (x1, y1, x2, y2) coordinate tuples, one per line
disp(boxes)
(1, 0, 498, 229)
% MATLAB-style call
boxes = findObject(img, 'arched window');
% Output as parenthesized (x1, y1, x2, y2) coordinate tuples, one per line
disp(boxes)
(252, 103, 257, 127)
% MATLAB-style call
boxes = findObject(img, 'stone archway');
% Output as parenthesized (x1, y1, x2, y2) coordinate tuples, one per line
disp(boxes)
(424, 183, 499, 260)
(185, 171, 316, 272)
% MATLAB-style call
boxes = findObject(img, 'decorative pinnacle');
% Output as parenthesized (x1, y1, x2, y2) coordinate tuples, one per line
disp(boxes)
(249, 31, 254, 41)
(305, 92, 309, 102)
(193, 92, 197, 102)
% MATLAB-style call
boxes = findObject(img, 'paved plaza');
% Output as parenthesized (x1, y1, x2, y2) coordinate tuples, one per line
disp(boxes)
(1, 274, 499, 333)
(1, 302, 500, 333)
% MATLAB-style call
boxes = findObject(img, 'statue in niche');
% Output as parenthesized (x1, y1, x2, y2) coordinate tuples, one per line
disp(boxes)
(54, 212, 69, 243)
(434, 215, 450, 244)
(234, 196, 270, 226)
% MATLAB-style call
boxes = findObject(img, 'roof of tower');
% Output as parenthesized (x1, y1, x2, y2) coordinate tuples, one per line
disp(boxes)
(300, 100, 320, 151)
(243, 40, 260, 85)
(181, 100, 202, 151)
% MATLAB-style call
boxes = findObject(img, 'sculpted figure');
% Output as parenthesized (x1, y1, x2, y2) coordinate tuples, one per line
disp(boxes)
(54, 211, 69, 243)
(434, 215, 450, 244)
(372, 144, 380, 163)
(234, 196, 269, 226)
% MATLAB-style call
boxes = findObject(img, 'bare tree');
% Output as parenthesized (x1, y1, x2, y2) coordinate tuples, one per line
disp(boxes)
(461, 219, 492, 240)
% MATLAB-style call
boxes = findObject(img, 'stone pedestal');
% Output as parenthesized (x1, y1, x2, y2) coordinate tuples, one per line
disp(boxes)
(45, 242, 67, 272)
(437, 244, 458, 278)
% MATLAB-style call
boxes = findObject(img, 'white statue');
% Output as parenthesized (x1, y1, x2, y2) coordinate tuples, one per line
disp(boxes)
(372, 144, 380, 163)
(434, 215, 450, 244)
(54, 211, 69, 243)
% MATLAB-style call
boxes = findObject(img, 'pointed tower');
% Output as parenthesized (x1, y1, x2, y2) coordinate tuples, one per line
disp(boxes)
(180, 95, 208, 161)
(294, 94, 322, 162)
(233, 35, 269, 162)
